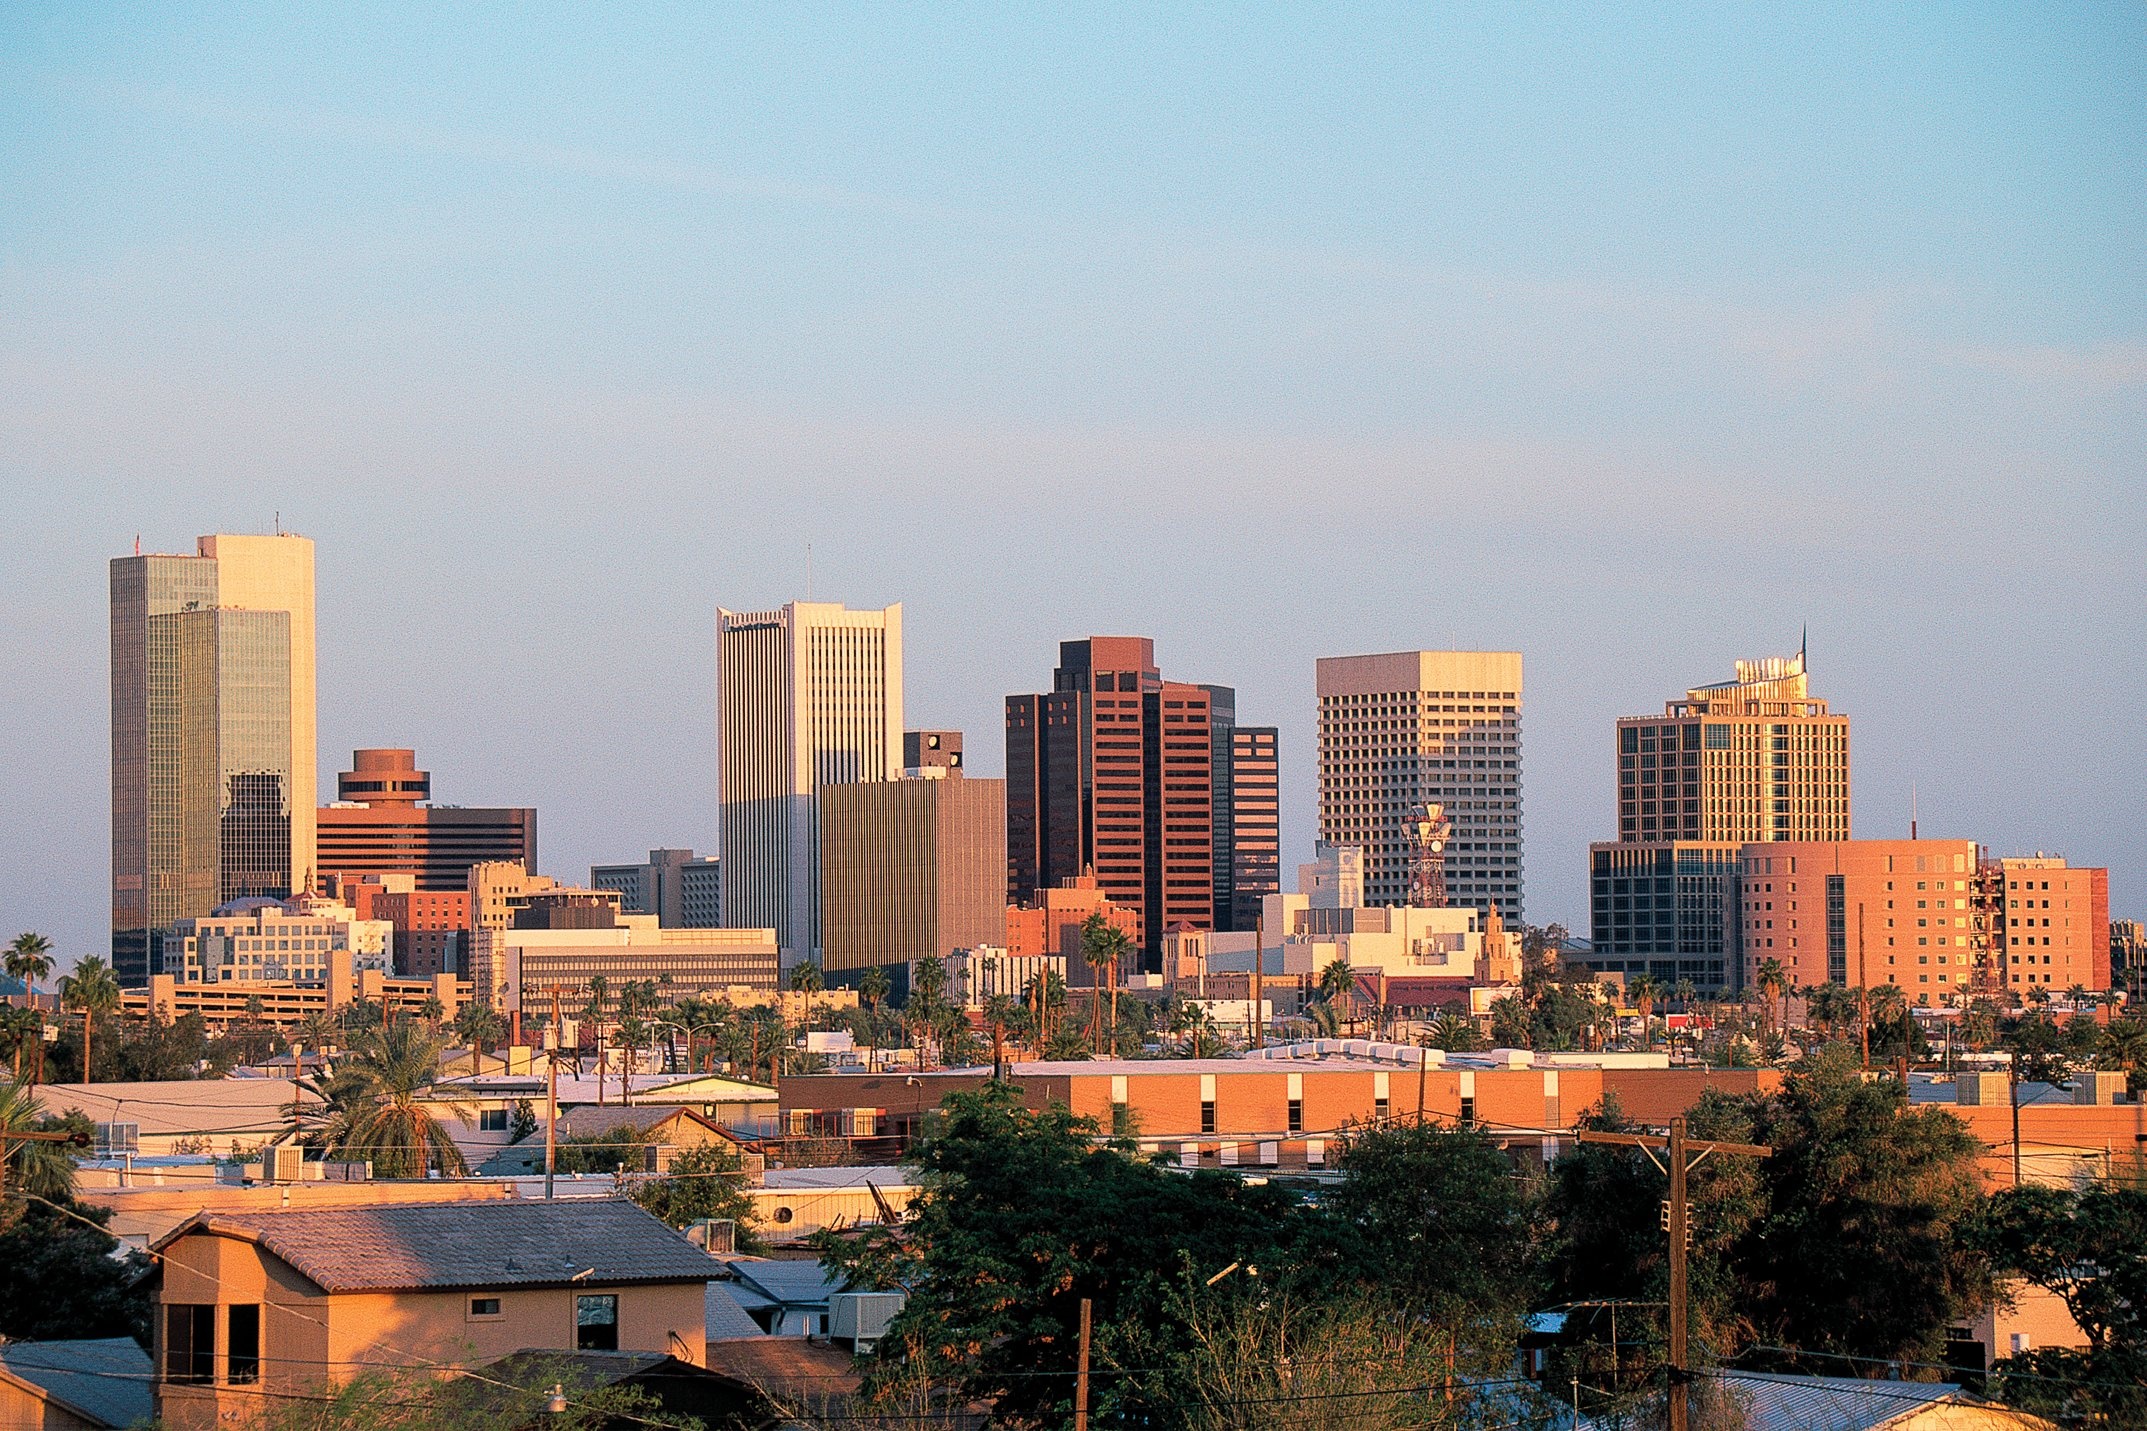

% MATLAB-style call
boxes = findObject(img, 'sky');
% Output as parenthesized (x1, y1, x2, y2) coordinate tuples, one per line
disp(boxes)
(2, 5, 2142, 969)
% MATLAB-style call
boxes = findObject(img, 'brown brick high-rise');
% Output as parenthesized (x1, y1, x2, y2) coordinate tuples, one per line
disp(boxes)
(1007, 637, 1278, 958)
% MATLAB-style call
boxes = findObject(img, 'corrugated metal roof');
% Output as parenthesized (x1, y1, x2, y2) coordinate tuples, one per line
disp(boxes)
(156, 1198, 719, 1292)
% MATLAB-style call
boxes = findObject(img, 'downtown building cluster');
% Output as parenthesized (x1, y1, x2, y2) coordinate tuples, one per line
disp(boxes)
(103, 532, 2123, 1027)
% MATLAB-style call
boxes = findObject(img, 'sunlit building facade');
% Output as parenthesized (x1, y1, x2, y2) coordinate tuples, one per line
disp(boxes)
(111, 534, 317, 986)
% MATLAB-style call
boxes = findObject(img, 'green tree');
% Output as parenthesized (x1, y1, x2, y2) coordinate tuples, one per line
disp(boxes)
(310, 1022, 471, 1178)
(1079, 912, 1133, 1051)
(1488, 995, 1530, 1049)
(2099, 1016, 2147, 1094)
(1969, 1182, 2147, 1425)
(57, 957, 121, 1084)
(0, 1086, 150, 1344)
(1626, 973, 1660, 1049)
(1, 1080, 83, 1204)
(789, 960, 826, 994)
(814, 1082, 1309, 1429)
(1327, 1120, 1539, 1338)
(859, 964, 891, 1014)
(629, 1142, 762, 1250)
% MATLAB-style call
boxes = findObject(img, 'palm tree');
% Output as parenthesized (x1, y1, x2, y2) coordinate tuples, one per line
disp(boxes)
(5, 933, 54, 1000)
(58, 958, 121, 1084)
(1627, 974, 1660, 1049)
(582, 975, 611, 1104)
(2066, 983, 2090, 1012)
(309, 1021, 472, 1179)
(859, 966, 890, 1014)
(0, 1079, 79, 1202)
(1078, 914, 1133, 1054)
(1316, 958, 1356, 1032)
(789, 961, 825, 995)
(1756, 958, 1787, 1041)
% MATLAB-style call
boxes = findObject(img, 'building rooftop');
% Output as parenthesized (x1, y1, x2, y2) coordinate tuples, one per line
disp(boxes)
(0, 1337, 154, 1429)
(718, 1257, 848, 1311)
(153, 1197, 720, 1293)
(760, 1165, 912, 1192)
(39, 1079, 315, 1141)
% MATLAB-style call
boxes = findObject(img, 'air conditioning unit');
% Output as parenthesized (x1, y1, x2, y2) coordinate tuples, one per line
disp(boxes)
(829, 1292, 906, 1354)
(93, 1122, 140, 1155)
(268, 1146, 306, 1183)
(686, 1219, 737, 1254)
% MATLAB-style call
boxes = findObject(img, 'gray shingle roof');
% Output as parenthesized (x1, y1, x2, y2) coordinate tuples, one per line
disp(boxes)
(0, 1337, 154, 1428)
(155, 1198, 720, 1293)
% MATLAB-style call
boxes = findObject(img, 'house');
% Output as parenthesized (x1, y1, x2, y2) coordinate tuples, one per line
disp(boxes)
(474, 1104, 764, 1177)
(750, 1165, 917, 1244)
(0, 1337, 154, 1429)
(149, 1198, 719, 1430)
(478, 1349, 785, 1430)
(425, 1071, 779, 1168)
(711, 1257, 850, 1337)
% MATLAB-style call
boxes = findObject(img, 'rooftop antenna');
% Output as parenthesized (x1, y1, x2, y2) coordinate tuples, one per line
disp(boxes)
(1910, 782, 1918, 842)
(275, 510, 281, 535)
(134, 534, 140, 556)
(805, 543, 812, 602)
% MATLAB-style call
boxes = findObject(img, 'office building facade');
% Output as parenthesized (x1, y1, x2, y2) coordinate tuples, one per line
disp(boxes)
(717, 601, 904, 968)
(1008, 638, 1281, 955)
(819, 774, 1007, 975)
(1315, 650, 1524, 918)
(903, 729, 963, 774)
(111, 533, 317, 986)
(316, 748, 536, 893)
(591, 848, 722, 928)
(1583, 648, 1851, 994)
(1993, 857, 2111, 995)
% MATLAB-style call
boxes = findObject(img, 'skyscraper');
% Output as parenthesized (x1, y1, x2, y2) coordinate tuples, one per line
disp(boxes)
(317, 748, 536, 893)
(1005, 637, 1278, 956)
(819, 771, 1007, 978)
(1315, 650, 1524, 918)
(717, 601, 903, 968)
(111, 533, 317, 986)
(1586, 646, 1850, 992)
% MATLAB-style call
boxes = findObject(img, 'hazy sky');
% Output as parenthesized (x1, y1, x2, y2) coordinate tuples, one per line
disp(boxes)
(4, 6, 2142, 968)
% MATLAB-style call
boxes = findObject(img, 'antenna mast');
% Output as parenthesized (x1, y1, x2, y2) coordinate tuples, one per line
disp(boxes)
(1406, 802, 1452, 909)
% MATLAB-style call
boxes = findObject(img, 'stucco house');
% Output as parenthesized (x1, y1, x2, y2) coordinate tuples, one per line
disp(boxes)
(149, 1198, 717, 1429)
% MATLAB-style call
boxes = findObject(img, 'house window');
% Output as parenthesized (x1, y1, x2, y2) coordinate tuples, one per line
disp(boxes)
(1374, 1096, 1390, 1121)
(478, 1109, 509, 1132)
(1460, 1096, 1476, 1125)
(1286, 1098, 1302, 1134)
(166, 1304, 215, 1384)
(576, 1295, 619, 1352)
(227, 1305, 261, 1384)
(469, 1297, 503, 1318)
(1200, 1100, 1217, 1135)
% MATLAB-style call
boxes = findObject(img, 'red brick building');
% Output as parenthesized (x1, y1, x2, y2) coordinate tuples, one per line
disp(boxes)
(316, 749, 535, 894)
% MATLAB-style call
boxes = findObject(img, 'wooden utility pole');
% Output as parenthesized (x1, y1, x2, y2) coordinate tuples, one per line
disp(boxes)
(1857, 903, 1870, 1070)
(1416, 1042, 1430, 1124)
(1072, 1296, 1092, 1431)
(2009, 1049, 2023, 1187)
(1577, 1118, 1771, 1431)
(545, 985, 561, 1201)
(1251, 911, 1264, 1050)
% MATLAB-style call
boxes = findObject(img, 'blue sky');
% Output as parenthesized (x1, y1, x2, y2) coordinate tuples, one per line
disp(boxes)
(3, 5, 2142, 965)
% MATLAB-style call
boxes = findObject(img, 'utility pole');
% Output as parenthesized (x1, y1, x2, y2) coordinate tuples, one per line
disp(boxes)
(1417, 1042, 1430, 1124)
(1857, 903, 1870, 1071)
(1073, 1296, 1092, 1431)
(545, 985, 561, 1201)
(1251, 911, 1264, 1051)
(1578, 1117, 1771, 1431)
(2009, 1048, 2023, 1187)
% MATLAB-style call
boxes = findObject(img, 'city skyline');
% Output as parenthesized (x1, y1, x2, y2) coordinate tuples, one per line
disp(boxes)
(4, 8, 2140, 967)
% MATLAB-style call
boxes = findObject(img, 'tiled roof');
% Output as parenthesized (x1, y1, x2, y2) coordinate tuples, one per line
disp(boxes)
(0, 1337, 154, 1429)
(721, 1257, 847, 1309)
(155, 1197, 720, 1292)
(706, 1282, 768, 1340)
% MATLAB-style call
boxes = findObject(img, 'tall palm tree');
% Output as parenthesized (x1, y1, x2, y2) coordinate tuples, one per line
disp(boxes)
(1627, 974, 1660, 1049)
(5, 933, 54, 1000)
(582, 975, 611, 1104)
(1316, 958, 1356, 1032)
(308, 1022, 472, 1179)
(1078, 915, 1133, 1054)
(859, 965, 890, 1014)
(58, 958, 121, 1085)
(1755, 959, 1787, 1040)
(789, 961, 825, 994)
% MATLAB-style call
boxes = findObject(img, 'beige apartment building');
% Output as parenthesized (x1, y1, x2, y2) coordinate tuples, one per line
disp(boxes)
(1315, 650, 1524, 918)
(1994, 856, 2111, 994)
(819, 772, 1006, 976)
(151, 1201, 715, 1430)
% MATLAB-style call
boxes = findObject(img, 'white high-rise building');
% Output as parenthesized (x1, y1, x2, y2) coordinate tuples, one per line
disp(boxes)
(717, 602, 903, 968)
(1315, 650, 1524, 919)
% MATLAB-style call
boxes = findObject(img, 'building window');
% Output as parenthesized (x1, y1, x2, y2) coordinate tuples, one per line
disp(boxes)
(1200, 1100, 1217, 1135)
(469, 1297, 503, 1318)
(576, 1295, 619, 1352)
(227, 1305, 261, 1384)
(166, 1304, 215, 1384)
(478, 1109, 509, 1132)
(1287, 1098, 1303, 1134)
(1460, 1096, 1476, 1125)
(1374, 1095, 1390, 1121)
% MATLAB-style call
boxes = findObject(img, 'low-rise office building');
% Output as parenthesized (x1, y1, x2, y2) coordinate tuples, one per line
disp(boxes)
(161, 895, 393, 983)
(592, 848, 723, 928)
(471, 915, 779, 1013)
(123, 965, 468, 1032)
